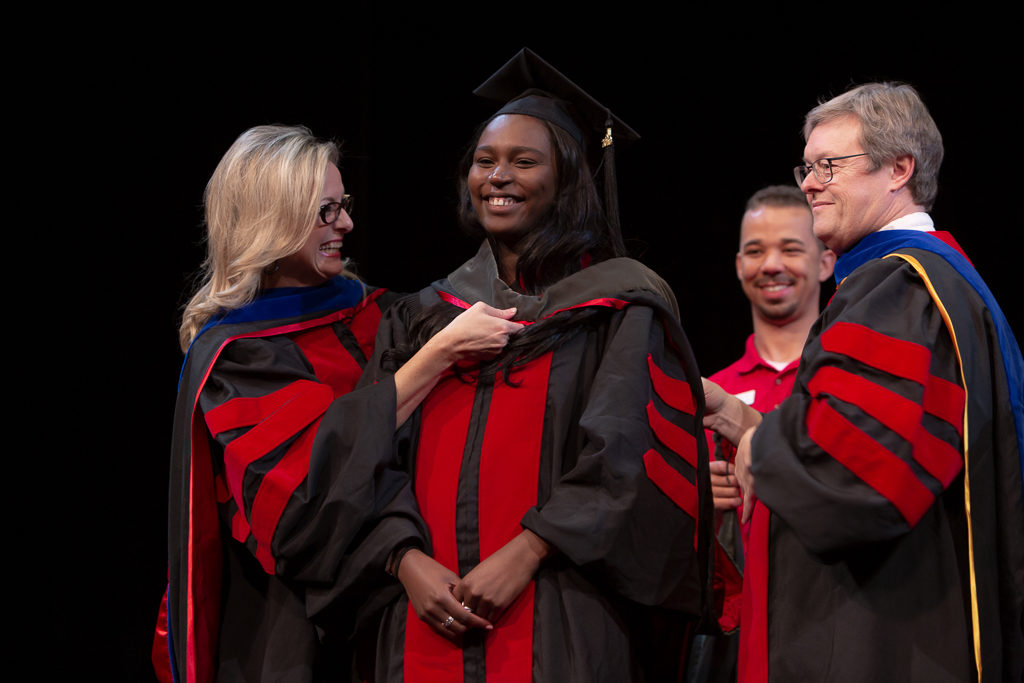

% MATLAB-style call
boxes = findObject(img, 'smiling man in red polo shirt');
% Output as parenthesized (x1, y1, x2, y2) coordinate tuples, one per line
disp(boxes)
(692, 185, 834, 683)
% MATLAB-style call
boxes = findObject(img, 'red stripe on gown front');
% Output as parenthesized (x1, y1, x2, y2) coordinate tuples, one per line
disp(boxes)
(478, 354, 551, 682)
(405, 373, 474, 682)
(404, 354, 552, 681)
(187, 408, 221, 683)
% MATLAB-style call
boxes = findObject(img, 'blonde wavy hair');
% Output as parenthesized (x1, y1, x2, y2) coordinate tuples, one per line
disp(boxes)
(179, 125, 347, 350)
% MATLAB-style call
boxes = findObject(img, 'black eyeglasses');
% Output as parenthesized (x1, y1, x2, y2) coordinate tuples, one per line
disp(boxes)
(318, 195, 354, 224)
(793, 154, 868, 186)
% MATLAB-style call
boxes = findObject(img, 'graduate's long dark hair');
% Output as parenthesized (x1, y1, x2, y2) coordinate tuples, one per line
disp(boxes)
(389, 117, 627, 380)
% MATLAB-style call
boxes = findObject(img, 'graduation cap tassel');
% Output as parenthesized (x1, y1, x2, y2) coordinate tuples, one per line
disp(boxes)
(602, 115, 621, 238)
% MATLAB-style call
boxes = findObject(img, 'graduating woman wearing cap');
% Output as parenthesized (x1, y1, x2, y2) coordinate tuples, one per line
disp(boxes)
(158, 125, 521, 683)
(367, 51, 713, 681)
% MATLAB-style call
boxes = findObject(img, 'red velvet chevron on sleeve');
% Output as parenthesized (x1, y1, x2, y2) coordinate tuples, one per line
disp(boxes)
(204, 379, 334, 572)
(647, 354, 697, 414)
(643, 354, 700, 534)
(807, 322, 965, 526)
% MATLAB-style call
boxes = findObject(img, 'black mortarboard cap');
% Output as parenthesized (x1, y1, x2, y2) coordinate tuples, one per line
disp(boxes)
(472, 48, 638, 235)
(472, 48, 640, 152)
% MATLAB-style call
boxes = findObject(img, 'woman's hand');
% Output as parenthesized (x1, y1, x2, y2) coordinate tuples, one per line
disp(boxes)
(394, 303, 522, 427)
(431, 302, 522, 364)
(709, 459, 743, 510)
(452, 530, 552, 624)
(397, 549, 493, 642)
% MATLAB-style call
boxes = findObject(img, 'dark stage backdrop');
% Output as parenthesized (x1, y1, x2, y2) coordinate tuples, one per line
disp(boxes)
(57, 8, 1018, 680)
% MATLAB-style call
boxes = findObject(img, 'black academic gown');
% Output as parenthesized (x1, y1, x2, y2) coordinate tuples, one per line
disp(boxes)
(742, 231, 1024, 682)
(162, 280, 426, 683)
(369, 243, 713, 682)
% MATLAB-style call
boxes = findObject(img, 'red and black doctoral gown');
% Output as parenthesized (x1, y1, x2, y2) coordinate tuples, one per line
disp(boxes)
(740, 230, 1024, 682)
(368, 242, 714, 682)
(159, 277, 426, 683)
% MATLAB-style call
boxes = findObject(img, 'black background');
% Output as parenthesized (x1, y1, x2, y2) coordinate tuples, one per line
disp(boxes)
(47, 7, 1019, 680)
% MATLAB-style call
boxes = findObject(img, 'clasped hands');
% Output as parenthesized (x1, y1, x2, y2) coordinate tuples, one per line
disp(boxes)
(396, 529, 552, 642)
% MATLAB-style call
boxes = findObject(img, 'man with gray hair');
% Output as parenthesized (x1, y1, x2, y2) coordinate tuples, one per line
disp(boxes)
(704, 82, 1024, 681)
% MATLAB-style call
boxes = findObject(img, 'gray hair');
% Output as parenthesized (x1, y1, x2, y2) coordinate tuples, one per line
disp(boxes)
(803, 82, 943, 210)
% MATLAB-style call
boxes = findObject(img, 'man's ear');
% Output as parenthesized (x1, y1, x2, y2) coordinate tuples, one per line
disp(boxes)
(818, 248, 836, 283)
(888, 154, 916, 192)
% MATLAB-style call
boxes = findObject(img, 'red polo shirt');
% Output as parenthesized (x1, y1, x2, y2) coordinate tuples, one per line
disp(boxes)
(705, 333, 799, 632)
(709, 334, 799, 414)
